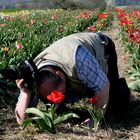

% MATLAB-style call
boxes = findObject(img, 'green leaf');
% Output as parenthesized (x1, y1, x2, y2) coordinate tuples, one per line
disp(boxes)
(54, 112, 79, 125)
(35, 118, 54, 132)
(96, 109, 104, 120)
(23, 116, 54, 132)
(128, 67, 140, 79)
(128, 80, 140, 92)
(25, 108, 54, 129)
(88, 109, 96, 120)
(22, 116, 41, 130)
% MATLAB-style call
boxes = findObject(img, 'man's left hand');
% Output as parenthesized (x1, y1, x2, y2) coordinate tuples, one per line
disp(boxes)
(81, 118, 93, 128)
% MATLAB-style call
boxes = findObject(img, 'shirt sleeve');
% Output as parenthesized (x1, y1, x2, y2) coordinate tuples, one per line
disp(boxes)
(75, 46, 107, 93)
(17, 90, 39, 107)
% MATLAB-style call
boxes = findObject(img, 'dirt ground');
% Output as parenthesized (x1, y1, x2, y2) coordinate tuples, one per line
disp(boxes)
(1, 19, 140, 140)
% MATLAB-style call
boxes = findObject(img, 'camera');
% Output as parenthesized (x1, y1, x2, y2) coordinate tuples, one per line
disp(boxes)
(0, 58, 39, 90)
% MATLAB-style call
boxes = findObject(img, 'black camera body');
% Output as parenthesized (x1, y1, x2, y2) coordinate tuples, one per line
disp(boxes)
(0, 59, 39, 90)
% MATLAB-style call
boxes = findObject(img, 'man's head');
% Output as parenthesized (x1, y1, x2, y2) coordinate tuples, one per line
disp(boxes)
(36, 66, 66, 102)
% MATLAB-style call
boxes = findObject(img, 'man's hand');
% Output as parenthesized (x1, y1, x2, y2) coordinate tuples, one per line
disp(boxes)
(15, 79, 31, 124)
(16, 79, 30, 94)
(94, 79, 110, 112)
(81, 118, 94, 128)
(81, 79, 110, 129)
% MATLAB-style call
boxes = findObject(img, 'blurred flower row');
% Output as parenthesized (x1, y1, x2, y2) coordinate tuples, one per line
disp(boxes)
(87, 10, 114, 32)
(116, 8, 140, 92)
(0, 9, 106, 69)
(116, 8, 140, 44)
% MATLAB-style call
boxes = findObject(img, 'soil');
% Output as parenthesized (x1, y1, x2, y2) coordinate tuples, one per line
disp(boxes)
(1, 19, 140, 140)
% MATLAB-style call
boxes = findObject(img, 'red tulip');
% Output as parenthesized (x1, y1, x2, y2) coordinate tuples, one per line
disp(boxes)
(88, 97, 98, 104)
(137, 39, 140, 44)
(47, 90, 65, 103)
(98, 13, 108, 19)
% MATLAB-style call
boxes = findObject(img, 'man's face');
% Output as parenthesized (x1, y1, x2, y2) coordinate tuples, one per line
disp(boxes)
(37, 78, 66, 101)
(37, 79, 56, 101)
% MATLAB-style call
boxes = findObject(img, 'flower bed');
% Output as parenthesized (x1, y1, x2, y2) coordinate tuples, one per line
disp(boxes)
(116, 8, 140, 92)
(0, 9, 102, 68)
(87, 10, 114, 32)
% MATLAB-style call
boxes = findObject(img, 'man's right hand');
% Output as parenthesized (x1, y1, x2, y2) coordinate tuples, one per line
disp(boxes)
(16, 79, 31, 94)
(15, 79, 31, 125)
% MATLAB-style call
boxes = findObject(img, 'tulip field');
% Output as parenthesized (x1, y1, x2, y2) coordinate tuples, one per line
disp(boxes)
(0, 7, 140, 139)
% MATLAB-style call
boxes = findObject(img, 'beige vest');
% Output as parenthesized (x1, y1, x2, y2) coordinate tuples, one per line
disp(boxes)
(34, 32, 108, 94)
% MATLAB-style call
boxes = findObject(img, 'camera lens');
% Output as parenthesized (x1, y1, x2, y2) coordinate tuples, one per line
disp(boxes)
(0, 68, 21, 81)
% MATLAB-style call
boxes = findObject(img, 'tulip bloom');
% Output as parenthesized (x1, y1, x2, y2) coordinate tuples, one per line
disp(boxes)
(0, 23, 7, 27)
(47, 90, 65, 103)
(88, 97, 98, 104)
(16, 41, 23, 49)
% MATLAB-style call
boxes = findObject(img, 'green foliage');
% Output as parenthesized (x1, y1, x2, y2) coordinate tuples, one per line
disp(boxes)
(116, 8, 140, 93)
(22, 104, 79, 133)
(88, 104, 106, 131)
(73, 98, 106, 132)
(0, 9, 23, 13)
(128, 80, 140, 92)
(0, 9, 100, 69)
(128, 66, 140, 92)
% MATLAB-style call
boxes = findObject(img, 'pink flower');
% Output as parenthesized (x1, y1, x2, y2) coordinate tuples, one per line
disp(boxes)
(0, 23, 7, 27)
(31, 19, 35, 25)
(87, 26, 96, 32)
(52, 15, 57, 20)
(5, 16, 15, 21)
(16, 41, 23, 49)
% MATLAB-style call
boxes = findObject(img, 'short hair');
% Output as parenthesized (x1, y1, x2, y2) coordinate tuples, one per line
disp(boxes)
(36, 66, 63, 89)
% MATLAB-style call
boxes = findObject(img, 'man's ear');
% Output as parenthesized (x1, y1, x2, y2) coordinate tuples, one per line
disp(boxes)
(55, 71, 66, 93)
(55, 71, 62, 76)
(56, 71, 65, 83)
(56, 71, 63, 78)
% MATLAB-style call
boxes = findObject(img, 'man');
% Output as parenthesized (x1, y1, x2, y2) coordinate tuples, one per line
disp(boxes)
(15, 32, 130, 125)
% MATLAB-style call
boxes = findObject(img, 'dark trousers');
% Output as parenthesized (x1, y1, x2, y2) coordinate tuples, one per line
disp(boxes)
(97, 33, 131, 115)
